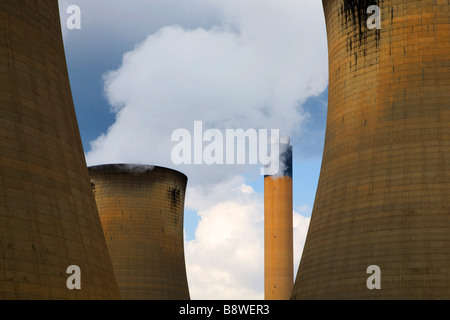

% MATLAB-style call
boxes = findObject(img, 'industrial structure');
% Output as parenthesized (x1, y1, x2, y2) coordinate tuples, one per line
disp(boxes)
(0, 0, 120, 299)
(292, 0, 450, 299)
(88, 164, 191, 300)
(265, 138, 293, 300)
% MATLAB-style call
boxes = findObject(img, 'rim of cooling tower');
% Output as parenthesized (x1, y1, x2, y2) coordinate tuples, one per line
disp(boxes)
(88, 164, 188, 181)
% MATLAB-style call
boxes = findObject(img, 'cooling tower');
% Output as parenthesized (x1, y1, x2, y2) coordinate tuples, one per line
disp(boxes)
(0, 0, 120, 299)
(88, 164, 190, 300)
(265, 138, 293, 300)
(292, 0, 450, 299)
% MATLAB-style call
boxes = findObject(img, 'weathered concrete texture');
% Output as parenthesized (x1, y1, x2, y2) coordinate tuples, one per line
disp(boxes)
(292, 0, 450, 300)
(89, 165, 190, 300)
(0, 0, 120, 299)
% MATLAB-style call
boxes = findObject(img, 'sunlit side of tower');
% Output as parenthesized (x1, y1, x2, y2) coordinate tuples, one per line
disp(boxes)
(265, 138, 293, 300)
(88, 164, 190, 300)
(292, 0, 450, 299)
(0, 0, 120, 299)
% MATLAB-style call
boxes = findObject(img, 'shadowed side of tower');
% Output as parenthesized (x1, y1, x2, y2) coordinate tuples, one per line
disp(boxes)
(89, 164, 190, 300)
(0, 0, 120, 299)
(265, 139, 293, 300)
(292, 0, 450, 299)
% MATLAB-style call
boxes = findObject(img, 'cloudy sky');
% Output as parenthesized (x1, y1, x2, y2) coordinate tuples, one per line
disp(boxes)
(58, 0, 328, 300)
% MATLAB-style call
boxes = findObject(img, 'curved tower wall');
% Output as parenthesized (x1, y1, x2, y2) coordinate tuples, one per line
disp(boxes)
(293, 0, 450, 299)
(0, 0, 120, 299)
(88, 164, 190, 300)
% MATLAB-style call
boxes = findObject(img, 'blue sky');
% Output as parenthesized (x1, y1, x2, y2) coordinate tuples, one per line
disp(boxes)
(59, 0, 328, 299)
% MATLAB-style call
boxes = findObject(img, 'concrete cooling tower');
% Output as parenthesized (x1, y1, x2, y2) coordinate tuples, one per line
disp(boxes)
(292, 0, 450, 299)
(265, 138, 293, 300)
(88, 164, 190, 300)
(0, 0, 120, 299)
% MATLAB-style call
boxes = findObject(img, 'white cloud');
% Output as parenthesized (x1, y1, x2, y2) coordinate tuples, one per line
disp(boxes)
(85, 0, 327, 188)
(185, 180, 264, 300)
(293, 211, 311, 274)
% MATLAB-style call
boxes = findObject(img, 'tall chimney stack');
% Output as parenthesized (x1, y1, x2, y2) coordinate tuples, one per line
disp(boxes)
(264, 137, 293, 300)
